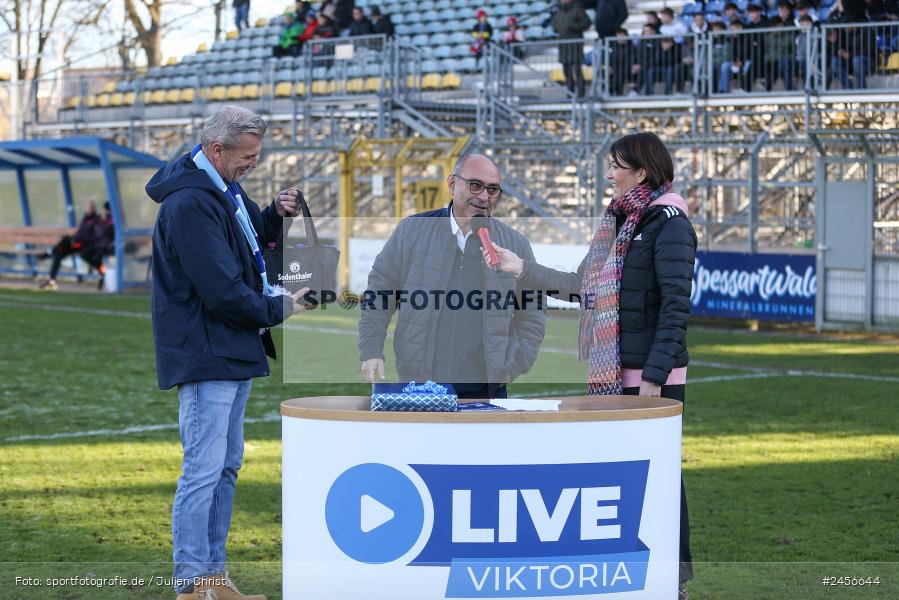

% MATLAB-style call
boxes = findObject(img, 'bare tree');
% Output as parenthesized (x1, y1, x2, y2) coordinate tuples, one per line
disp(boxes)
(123, 0, 164, 67)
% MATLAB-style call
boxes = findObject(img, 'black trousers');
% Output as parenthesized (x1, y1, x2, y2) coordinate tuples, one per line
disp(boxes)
(562, 60, 585, 97)
(48, 235, 80, 279)
(623, 383, 694, 583)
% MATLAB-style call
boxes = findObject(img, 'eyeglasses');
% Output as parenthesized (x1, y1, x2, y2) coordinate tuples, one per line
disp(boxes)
(453, 174, 503, 199)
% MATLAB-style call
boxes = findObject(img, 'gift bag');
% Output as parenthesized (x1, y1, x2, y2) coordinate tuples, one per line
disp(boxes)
(263, 192, 339, 304)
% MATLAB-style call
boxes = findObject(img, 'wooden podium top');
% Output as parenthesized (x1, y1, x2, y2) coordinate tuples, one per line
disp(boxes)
(280, 395, 683, 423)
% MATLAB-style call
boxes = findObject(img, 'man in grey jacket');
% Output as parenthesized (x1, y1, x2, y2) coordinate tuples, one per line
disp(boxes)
(358, 154, 546, 399)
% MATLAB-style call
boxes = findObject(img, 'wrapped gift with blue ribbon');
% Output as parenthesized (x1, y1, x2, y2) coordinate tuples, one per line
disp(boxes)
(371, 381, 458, 412)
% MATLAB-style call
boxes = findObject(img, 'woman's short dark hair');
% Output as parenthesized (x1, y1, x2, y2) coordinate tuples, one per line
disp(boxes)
(608, 132, 674, 190)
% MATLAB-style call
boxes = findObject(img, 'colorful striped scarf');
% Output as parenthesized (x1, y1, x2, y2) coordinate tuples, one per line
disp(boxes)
(579, 180, 672, 395)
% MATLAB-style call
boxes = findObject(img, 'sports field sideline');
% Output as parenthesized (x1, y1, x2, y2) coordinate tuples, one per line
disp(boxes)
(1, 288, 897, 599)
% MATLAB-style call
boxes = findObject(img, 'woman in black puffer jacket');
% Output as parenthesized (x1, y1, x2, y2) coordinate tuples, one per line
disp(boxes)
(483, 132, 696, 597)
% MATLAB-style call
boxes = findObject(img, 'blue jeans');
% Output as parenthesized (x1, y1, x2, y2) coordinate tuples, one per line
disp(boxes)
(172, 379, 252, 592)
(832, 55, 871, 89)
(718, 61, 751, 93)
(235, 3, 250, 31)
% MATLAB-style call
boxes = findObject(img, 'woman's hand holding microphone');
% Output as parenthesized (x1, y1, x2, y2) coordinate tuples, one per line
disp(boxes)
(480, 242, 525, 278)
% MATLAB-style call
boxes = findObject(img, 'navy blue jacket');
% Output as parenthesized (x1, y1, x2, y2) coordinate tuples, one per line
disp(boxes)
(147, 152, 294, 390)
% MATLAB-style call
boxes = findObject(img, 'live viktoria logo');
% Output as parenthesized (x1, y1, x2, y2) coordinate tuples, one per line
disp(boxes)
(324, 462, 652, 598)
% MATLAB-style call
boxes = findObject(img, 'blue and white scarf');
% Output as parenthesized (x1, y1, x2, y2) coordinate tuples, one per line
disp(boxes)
(191, 144, 281, 297)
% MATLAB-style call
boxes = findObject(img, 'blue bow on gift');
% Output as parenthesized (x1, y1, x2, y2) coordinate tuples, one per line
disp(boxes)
(402, 380, 448, 395)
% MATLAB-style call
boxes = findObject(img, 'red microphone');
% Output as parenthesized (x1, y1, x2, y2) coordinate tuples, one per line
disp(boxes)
(472, 215, 500, 270)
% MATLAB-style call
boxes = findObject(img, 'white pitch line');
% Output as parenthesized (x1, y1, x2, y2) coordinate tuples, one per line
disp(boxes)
(4, 298, 898, 384)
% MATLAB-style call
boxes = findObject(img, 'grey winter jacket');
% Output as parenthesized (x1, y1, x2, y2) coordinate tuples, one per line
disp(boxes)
(358, 205, 546, 384)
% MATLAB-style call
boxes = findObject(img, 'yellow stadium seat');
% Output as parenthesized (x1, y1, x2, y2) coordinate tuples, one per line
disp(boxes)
(422, 73, 442, 90)
(441, 73, 461, 89)
(197, 43, 208, 53)
(295, 81, 307, 96)
(123, 92, 136, 105)
(84, 95, 96, 108)
(274, 81, 293, 97)
(101, 82, 116, 93)
(179, 88, 195, 103)
(347, 78, 365, 93)
(67, 96, 81, 109)
(254, 18, 268, 27)
(225, 84, 243, 100)
(364, 77, 382, 92)
(312, 80, 329, 95)
(166, 57, 177, 66)
(209, 86, 227, 101)
(140, 91, 152, 104)
(150, 89, 166, 104)
(110, 93, 124, 106)
(582, 66, 593, 81)
(164, 88, 181, 103)
(886, 53, 899, 71)
(226, 30, 238, 40)
(406, 74, 419, 88)
(95, 94, 111, 107)
(550, 68, 565, 83)
(242, 83, 260, 99)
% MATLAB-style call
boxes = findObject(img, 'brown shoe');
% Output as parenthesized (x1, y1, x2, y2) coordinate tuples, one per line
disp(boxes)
(196, 571, 265, 600)
(175, 588, 217, 599)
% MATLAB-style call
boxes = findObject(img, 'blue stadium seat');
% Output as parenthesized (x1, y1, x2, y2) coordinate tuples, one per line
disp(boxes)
(682, 3, 702, 15)
(396, 24, 412, 36)
(410, 23, 426, 34)
(275, 68, 293, 82)
(363, 63, 382, 77)
(412, 33, 429, 45)
(451, 44, 471, 58)
(706, 0, 725, 12)
(493, 6, 512, 18)
(525, 25, 543, 40)
(312, 66, 329, 79)
(237, 36, 252, 49)
(422, 59, 441, 73)
(419, 1, 437, 10)
(250, 47, 268, 59)
(434, 45, 452, 58)
(391, 13, 405, 24)
(440, 58, 461, 72)
(423, 10, 439, 21)
(448, 31, 469, 44)
(435, 0, 452, 9)
(457, 57, 477, 72)
(405, 13, 422, 24)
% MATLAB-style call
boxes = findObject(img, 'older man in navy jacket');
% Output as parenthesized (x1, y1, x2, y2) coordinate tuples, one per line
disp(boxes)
(147, 106, 306, 600)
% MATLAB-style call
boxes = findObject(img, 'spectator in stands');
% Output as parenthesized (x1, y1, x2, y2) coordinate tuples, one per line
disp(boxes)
(831, 23, 877, 88)
(471, 9, 494, 65)
(553, 0, 592, 97)
(691, 12, 709, 34)
(234, 0, 250, 32)
(503, 16, 526, 59)
(295, 0, 312, 22)
(635, 22, 661, 94)
(335, 0, 355, 30)
(81, 202, 116, 290)
(311, 12, 338, 66)
(795, 14, 814, 85)
(710, 20, 735, 93)
(766, 1, 798, 90)
(589, 0, 629, 39)
(795, 1, 818, 24)
(723, 2, 743, 25)
(370, 6, 395, 39)
(645, 10, 661, 27)
(659, 7, 688, 42)
(608, 28, 636, 95)
(38, 200, 100, 290)
(320, 0, 337, 21)
(727, 19, 755, 91)
(745, 4, 769, 90)
(299, 11, 320, 45)
(272, 11, 304, 57)
(349, 6, 373, 36)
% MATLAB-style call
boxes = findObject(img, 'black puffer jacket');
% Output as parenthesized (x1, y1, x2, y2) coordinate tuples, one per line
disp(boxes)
(520, 203, 697, 385)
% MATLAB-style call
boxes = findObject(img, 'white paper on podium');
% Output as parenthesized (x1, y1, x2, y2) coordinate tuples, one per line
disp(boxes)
(491, 398, 561, 411)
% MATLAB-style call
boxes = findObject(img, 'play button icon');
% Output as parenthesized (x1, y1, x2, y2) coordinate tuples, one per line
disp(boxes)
(361, 494, 395, 533)
(325, 463, 425, 564)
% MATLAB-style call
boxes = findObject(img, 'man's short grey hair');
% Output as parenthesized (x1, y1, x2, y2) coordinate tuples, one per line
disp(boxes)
(452, 153, 500, 176)
(200, 106, 267, 150)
